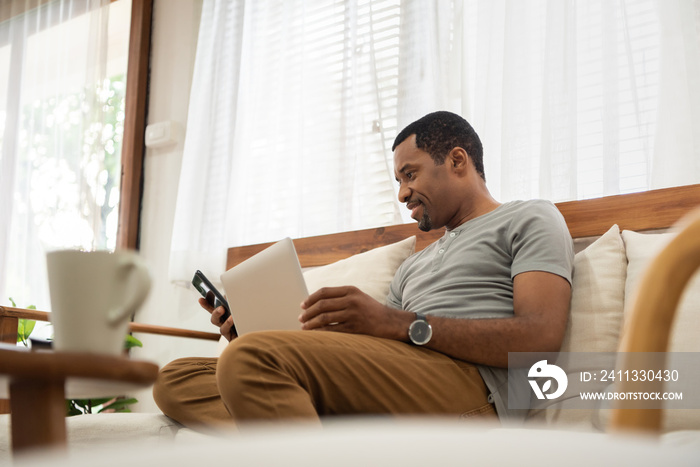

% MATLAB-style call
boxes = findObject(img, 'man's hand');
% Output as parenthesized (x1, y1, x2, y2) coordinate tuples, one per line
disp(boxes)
(299, 286, 413, 341)
(198, 298, 237, 341)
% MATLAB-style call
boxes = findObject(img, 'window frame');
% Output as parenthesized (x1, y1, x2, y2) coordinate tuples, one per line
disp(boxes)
(116, 0, 151, 250)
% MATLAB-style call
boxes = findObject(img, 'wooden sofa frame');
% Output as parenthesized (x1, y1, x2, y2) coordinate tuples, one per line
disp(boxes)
(2, 183, 700, 432)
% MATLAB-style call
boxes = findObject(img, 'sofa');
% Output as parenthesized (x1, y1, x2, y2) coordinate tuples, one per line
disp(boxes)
(2, 185, 700, 464)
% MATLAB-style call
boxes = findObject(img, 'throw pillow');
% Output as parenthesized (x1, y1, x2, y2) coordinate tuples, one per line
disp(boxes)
(561, 224, 627, 353)
(303, 236, 416, 304)
(528, 224, 627, 428)
(619, 229, 700, 432)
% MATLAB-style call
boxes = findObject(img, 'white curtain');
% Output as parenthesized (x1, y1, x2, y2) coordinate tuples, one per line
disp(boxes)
(0, 0, 124, 313)
(171, 0, 700, 283)
(170, 0, 404, 284)
(399, 0, 700, 205)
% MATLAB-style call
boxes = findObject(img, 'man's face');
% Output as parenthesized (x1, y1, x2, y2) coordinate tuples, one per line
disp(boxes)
(393, 135, 453, 232)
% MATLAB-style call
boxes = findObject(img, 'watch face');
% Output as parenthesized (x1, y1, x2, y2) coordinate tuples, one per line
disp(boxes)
(409, 319, 432, 345)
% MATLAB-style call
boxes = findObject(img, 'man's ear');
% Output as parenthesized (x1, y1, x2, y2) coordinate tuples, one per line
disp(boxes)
(447, 147, 469, 173)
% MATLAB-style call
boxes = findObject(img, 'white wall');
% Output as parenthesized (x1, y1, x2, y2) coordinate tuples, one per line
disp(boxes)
(129, 0, 220, 413)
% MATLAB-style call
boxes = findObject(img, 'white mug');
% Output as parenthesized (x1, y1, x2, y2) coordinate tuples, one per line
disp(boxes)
(47, 249, 151, 356)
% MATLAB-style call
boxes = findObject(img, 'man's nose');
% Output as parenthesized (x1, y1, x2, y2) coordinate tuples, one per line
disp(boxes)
(397, 183, 410, 203)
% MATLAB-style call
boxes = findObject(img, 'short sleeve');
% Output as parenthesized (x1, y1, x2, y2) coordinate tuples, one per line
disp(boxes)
(509, 200, 574, 284)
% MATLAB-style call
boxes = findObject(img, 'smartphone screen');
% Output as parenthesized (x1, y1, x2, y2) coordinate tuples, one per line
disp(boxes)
(192, 270, 235, 333)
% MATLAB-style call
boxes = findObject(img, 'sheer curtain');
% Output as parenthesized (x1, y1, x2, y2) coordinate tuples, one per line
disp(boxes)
(0, 0, 127, 312)
(170, 0, 404, 284)
(171, 0, 700, 282)
(399, 0, 700, 205)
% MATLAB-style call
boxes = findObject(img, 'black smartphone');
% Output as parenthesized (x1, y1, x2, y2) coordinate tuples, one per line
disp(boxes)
(192, 270, 235, 333)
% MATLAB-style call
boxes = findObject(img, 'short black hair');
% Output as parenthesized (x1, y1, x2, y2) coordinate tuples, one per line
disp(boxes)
(392, 111, 485, 180)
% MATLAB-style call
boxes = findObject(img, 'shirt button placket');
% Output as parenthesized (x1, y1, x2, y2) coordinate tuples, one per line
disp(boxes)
(432, 231, 458, 272)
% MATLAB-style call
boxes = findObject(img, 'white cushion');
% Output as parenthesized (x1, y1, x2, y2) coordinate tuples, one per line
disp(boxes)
(561, 225, 627, 353)
(620, 229, 700, 432)
(622, 230, 674, 317)
(528, 225, 627, 428)
(303, 236, 416, 304)
(620, 229, 700, 353)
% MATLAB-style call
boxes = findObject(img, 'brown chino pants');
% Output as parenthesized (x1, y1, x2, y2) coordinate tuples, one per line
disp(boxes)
(153, 330, 496, 428)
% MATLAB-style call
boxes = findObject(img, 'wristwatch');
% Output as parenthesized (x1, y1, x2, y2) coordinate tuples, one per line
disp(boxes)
(408, 313, 432, 345)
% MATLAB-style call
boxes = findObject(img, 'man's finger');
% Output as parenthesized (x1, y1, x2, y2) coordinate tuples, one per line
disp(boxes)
(199, 297, 215, 313)
(301, 310, 346, 330)
(299, 294, 351, 323)
(220, 316, 237, 341)
(210, 305, 226, 326)
(302, 286, 352, 309)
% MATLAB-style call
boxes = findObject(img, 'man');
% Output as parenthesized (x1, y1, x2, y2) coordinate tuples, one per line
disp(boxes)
(154, 111, 574, 427)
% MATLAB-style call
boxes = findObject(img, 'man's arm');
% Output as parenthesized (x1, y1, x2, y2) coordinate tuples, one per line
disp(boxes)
(299, 270, 571, 368)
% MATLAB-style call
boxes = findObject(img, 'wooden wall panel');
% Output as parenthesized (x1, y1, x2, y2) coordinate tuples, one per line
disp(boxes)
(556, 184, 700, 238)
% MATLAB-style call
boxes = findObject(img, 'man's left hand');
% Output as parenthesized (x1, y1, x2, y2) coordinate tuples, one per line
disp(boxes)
(299, 286, 411, 340)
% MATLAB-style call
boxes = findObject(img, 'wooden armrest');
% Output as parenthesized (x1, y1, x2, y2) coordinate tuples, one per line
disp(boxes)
(129, 323, 220, 341)
(609, 206, 700, 434)
(0, 306, 49, 322)
(0, 306, 220, 344)
(0, 306, 46, 344)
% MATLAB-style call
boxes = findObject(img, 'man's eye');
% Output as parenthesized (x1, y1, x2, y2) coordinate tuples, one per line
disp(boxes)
(406, 172, 414, 180)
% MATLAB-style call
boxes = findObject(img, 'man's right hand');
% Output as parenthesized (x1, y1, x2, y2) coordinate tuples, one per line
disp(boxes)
(198, 297, 237, 341)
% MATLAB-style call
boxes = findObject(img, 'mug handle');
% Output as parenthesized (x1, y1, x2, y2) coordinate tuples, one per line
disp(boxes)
(107, 257, 151, 326)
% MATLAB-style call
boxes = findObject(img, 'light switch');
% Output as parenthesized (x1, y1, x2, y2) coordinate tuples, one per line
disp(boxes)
(145, 121, 178, 148)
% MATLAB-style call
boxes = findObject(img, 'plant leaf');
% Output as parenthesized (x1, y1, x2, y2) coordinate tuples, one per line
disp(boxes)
(66, 400, 86, 417)
(10, 298, 37, 346)
(20, 319, 35, 339)
(124, 334, 143, 350)
(17, 320, 24, 343)
(17, 319, 36, 345)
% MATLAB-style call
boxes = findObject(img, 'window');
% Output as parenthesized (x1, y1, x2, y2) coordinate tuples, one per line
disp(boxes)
(1, 0, 132, 315)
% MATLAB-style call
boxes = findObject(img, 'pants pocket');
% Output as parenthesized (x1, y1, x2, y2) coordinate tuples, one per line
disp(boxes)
(460, 403, 497, 420)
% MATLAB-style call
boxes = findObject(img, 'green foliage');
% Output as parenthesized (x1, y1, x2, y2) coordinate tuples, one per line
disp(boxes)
(16, 319, 36, 346)
(9, 297, 37, 346)
(66, 397, 138, 416)
(124, 334, 143, 350)
(64, 333, 141, 416)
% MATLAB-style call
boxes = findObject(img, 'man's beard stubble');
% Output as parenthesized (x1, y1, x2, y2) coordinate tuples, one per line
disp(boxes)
(418, 211, 433, 232)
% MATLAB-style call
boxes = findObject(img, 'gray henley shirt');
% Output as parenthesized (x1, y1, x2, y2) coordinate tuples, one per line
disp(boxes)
(386, 199, 574, 423)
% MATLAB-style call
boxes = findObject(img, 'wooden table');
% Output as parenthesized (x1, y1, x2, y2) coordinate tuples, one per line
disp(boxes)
(0, 346, 158, 452)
